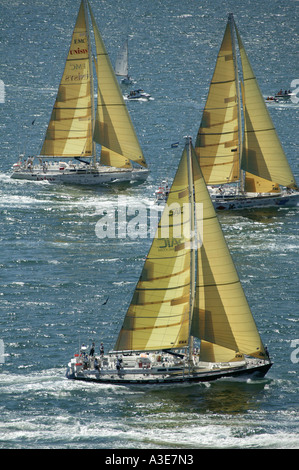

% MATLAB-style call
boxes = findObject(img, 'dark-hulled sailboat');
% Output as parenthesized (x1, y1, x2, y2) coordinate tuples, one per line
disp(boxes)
(66, 137, 272, 384)
(195, 14, 298, 210)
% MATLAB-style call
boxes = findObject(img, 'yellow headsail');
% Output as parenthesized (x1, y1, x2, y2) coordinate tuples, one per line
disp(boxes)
(40, 1, 93, 158)
(236, 22, 297, 190)
(115, 147, 192, 351)
(244, 173, 280, 193)
(195, 22, 240, 185)
(190, 144, 266, 360)
(199, 341, 244, 363)
(89, 5, 147, 169)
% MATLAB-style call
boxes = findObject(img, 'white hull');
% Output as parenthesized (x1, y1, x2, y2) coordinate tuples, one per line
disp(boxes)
(11, 164, 149, 185)
(274, 93, 294, 101)
(127, 89, 151, 100)
(66, 351, 272, 385)
(121, 76, 134, 85)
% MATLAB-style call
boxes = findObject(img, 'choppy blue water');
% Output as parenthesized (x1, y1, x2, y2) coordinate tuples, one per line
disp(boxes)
(0, 0, 298, 450)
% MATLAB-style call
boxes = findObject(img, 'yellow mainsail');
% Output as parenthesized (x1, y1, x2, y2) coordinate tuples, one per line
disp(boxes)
(115, 138, 266, 361)
(190, 144, 266, 360)
(195, 22, 240, 185)
(236, 26, 297, 190)
(89, 5, 147, 169)
(40, 1, 93, 158)
(115, 147, 192, 351)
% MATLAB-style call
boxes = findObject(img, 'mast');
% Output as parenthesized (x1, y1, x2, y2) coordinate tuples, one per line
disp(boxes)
(126, 38, 129, 79)
(83, 0, 96, 167)
(185, 136, 196, 364)
(228, 13, 244, 192)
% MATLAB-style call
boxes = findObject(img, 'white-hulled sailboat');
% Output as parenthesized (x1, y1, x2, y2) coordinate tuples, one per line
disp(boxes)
(11, 1, 148, 185)
(66, 137, 272, 385)
(195, 14, 298, 210)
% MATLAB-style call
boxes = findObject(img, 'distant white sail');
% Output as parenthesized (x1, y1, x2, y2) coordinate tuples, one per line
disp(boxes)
(115, 39, 129, 77)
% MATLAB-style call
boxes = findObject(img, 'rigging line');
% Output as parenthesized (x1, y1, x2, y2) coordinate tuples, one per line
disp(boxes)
(197, 130, 238, 136)
(245, 128, 276, 133)
(147, 252, 190, 261)
(97, 103, 127, 107)
(196, 279, 240, 288)
(127, 319, 188, 332)
(135, 281, 190, 292)
(211, 78, 236, 85)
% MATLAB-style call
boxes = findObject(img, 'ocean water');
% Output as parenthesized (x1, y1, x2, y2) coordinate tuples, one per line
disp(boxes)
(0, 0, 298, 450)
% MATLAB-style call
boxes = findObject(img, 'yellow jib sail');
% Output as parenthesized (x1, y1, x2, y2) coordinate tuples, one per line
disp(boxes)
(190, 144, 266, 360)
(195, 22, 240, 185)
(40, 1, 93, 158)
(115, 147, 192, 351)
(236, 26, 297, 189)
(89, 5, 147, 169)
(199, 341, 244, 363)
(244, 172, 280, 193)
(240, 79, 280, 193)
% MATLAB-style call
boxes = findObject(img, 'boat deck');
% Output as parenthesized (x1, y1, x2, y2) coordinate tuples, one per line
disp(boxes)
(66, 352, 272, 384)
(11, 162, 149, 184)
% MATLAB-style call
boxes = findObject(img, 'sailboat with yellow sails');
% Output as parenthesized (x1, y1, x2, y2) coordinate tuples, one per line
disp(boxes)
(66, 137, 272, 384)
(195, 14, 298, 210)
(11, 1, 148, 185)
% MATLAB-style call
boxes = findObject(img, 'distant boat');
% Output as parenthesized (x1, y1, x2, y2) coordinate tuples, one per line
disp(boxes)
(127, 89, 151, 100)
(11, 0, 148, 185)
(154, 179, 169, 205)
(195, 14, 299, 210)
(274, 89, 295, 101)
(265, 96, 278, 103)
(115, 38, 134, 85)
(66, 137, 272, 385)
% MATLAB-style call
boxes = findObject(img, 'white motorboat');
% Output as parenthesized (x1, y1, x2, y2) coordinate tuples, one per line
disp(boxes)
(274, 89, 295, 101)
(127, 89, 151, 100)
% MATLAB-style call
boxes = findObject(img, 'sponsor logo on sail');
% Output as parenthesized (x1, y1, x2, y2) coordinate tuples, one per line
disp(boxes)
(70, 47, 88, 55)
(65, 73, 89, 82)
